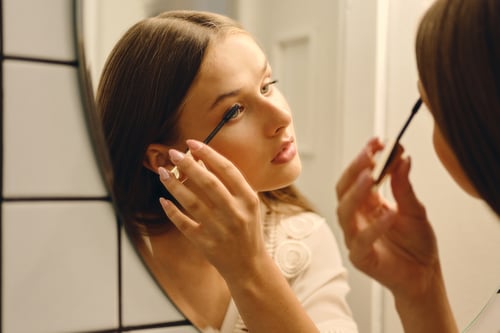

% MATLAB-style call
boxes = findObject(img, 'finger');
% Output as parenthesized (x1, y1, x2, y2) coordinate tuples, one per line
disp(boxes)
(159, 197, 199, 237)
(349, 211, 394, 267)
(336, 169, 375, 244)
(158, 165, 217, 219)
(168, 148, 234, 207)
(372, 143, 406, 187)
(186, 139, 255, 197)
(336, 137, 384, 200)
(390, 155, 426, 217)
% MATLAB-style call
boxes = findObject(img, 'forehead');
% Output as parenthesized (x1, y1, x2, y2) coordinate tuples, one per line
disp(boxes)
(202, 32, 264, 76)
(183, 33, 267, 108)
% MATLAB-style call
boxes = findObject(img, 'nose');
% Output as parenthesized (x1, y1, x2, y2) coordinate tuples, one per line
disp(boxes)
(260, 100, 292, 136)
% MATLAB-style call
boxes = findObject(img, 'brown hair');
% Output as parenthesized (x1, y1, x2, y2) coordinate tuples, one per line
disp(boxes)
(416, 0, 500, 215)
(97, 10, 314, 238)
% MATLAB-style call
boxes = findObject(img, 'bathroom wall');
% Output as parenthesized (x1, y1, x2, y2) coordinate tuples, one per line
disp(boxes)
(1, 0, 196, 332)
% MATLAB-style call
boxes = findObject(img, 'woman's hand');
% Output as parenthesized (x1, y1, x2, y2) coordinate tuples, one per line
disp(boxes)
(157, 139, 266, 280)
(335, 137, 440, 298)
(336, 137, 459, 333)
(158, 139, 320, 333)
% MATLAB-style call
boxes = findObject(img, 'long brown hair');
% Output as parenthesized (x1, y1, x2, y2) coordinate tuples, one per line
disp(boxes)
(97, 11, 314, 237)
(416, 0, 500, 215)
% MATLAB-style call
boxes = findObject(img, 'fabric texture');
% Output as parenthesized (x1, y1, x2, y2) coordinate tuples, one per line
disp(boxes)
(202, 207, 358, 333)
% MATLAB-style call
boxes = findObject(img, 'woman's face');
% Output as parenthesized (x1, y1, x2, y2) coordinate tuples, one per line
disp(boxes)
(418, 80, 479, 197)
(175, 32, 301, 192)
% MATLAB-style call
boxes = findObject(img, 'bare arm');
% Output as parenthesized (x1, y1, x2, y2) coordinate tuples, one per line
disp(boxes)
(394, 272, 458, 333)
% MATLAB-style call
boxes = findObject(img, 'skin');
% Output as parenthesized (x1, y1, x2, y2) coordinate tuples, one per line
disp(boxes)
(334, 81, 474, 332)
(147, 32, 301, 192)
(143, 33, 319, 332)
(416, 82, 479, 199)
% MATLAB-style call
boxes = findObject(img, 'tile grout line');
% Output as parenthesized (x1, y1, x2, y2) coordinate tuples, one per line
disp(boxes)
(1, 0, 5, 331)
(3, 55, 77, 67)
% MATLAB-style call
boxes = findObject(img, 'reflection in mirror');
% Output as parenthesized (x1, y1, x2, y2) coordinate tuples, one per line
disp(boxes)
(78, 1, 359, 332)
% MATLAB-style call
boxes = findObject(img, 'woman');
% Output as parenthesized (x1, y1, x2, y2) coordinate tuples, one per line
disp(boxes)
(98, 10, 358, 333)
(336, 0, 499, 332)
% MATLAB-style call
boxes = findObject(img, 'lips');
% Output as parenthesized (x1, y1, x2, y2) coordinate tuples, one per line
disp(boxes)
(271, 138, 297, 164)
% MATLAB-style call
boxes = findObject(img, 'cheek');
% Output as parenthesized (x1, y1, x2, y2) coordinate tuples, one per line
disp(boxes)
(212, 138, 261, 177)
(432, 125, 479, 197)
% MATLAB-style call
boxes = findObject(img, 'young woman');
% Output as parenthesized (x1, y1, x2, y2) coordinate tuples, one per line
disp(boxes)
(335, 0, 499, 332)
(98, 10, 358, 333)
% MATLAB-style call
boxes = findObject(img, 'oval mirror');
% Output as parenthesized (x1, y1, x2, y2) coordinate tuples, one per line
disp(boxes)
(75, 0, 357, 332)
(75, 1, 240, 331)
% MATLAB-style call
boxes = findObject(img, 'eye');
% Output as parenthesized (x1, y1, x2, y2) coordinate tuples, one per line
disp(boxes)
(227, 104, 244, 120)
(260, 79, 278, 95)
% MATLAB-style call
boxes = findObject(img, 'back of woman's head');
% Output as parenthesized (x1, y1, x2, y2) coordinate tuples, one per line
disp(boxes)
(97, 11, 243, 233)
(416, 0, 500, 215)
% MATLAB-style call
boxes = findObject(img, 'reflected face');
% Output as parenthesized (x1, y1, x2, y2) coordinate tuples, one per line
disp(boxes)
(418, 80, 478, 197)
(176, 33, 301, 192)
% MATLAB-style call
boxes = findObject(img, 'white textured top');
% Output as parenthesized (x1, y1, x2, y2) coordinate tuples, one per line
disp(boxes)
(202, 209, 359, 333)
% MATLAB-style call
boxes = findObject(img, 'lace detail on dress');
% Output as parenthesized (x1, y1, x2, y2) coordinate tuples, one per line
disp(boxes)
(280, 213, 317, 239)
(229, 210, 316, 332)
(274, 239, 312, 278)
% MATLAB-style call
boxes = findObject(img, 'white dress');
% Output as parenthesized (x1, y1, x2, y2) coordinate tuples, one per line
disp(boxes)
(202, 209, 359, 333)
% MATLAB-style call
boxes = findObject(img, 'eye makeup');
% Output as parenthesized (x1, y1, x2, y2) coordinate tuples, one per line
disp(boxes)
(372, 98, 423, 186)
(170, 103, 241, 180)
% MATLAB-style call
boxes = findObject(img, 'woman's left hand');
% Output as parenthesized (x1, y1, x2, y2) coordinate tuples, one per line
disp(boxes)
(158, 139, 266, 280)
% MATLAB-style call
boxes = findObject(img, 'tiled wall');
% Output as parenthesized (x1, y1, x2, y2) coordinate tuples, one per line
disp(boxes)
(1, 1, 196, 332)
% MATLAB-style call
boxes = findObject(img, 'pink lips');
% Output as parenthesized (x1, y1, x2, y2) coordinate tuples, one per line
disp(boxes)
(271, 139, 297, 164)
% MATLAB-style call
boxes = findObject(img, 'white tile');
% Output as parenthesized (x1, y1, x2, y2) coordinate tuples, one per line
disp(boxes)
(3, 0, 75, 61)
(2, 201, 119, 333)
(3, 60, 107, 198)
(122, 228, 187, 326)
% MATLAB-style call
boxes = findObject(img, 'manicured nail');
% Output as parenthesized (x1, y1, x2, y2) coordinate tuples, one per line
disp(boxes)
(186, 139, 203, 151)
(158, 166, 169, 180)
(159, 197, 171, 209)
(169, 149, 184, 163)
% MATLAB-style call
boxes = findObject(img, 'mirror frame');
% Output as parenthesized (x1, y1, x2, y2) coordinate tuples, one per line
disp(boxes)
(72, 0, 195, 329)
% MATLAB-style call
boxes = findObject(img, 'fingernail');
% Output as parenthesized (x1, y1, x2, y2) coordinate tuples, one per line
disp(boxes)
(159, 197, 171, 209)
(158, 166, 169, 180)
(186, 139, 203, 151)
(169, 149, 184, 163)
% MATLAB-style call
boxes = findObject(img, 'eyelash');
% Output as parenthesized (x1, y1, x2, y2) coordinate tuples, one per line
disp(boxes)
(228, 104, 244, 120)
(226, 79, 279, 120)
(261, 79, 278, 95)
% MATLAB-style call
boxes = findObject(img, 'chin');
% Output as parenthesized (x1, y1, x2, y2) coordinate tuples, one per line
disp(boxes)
(259, 167, 302, 192)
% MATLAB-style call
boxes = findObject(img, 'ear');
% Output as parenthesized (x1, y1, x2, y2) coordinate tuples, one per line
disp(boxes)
(143, 143, 172, 174)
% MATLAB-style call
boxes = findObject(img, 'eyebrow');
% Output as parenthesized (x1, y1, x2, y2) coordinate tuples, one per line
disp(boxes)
(209, 59, 269, 110)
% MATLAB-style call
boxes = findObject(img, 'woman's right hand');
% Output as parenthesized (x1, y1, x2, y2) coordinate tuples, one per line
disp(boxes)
(336, 137, 459, 332)
(335, 137, 441, 299)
